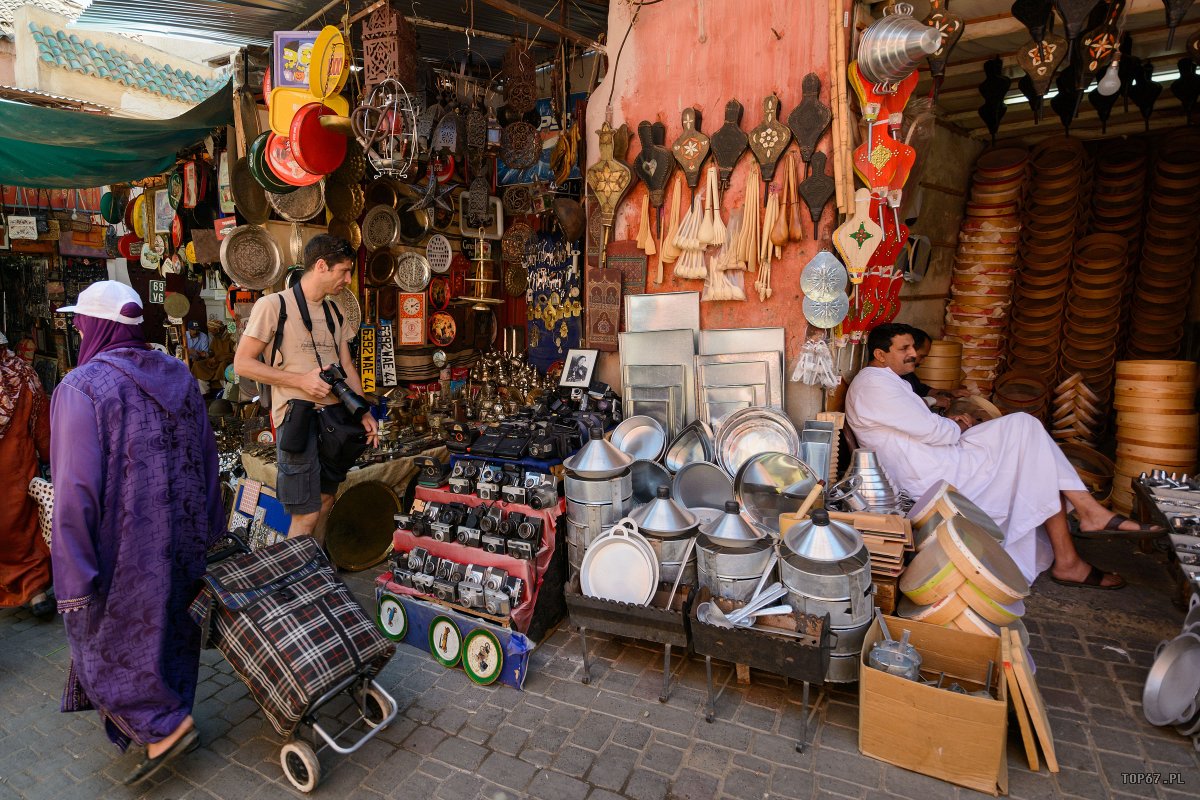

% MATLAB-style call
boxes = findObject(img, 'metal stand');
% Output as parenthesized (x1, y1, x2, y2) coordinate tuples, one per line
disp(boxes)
(578, 626, 674, 702)
(703, 655, 812, 753)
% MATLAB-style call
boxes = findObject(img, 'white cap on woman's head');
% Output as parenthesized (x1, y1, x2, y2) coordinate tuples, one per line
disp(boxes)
(57, 280, 144, 324)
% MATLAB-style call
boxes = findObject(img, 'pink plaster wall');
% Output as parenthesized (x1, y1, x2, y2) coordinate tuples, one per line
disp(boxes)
(586, 0, 837, 417)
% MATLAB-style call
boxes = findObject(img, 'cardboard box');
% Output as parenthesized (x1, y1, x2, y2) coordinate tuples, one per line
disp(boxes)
(859, 615, 1008, 796)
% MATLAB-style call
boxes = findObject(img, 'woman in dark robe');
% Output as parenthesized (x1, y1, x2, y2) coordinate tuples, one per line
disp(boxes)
(50, 281, 226, 785)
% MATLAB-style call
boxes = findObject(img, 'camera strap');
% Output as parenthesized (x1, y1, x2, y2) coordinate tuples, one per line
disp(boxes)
(291, 279, 341, 368)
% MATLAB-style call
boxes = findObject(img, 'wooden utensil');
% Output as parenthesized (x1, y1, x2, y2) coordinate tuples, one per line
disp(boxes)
(672, 107, 711, 191)
(659, 175, 684, 273)
(787, 73, 833, 166)
(748, 94, 792, 195)
(787, 154, 804, 242)
(711, 99, 749, 190)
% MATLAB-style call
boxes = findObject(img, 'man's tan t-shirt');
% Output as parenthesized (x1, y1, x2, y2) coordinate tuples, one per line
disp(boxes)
(244, 289, 347, 427)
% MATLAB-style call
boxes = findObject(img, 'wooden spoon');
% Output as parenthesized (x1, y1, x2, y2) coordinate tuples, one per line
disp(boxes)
(787, 154, 804, 242)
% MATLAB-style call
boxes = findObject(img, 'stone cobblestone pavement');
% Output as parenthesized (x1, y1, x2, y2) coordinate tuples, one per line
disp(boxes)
(1, 538, 1197, 800)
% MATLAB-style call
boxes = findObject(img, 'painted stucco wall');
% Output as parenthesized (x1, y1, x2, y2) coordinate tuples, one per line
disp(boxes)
(13, 7, 225, 119)
(586, 0, 836, 424)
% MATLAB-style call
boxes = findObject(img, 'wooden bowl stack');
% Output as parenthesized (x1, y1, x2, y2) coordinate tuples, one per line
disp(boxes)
(992, 369, 1051, 421)
(916, 339, 963, 390)
(1059, 233, 1128, 407)
(1051, 373, 1104, 445)
(1058, 441, 1116, 504)
(1127, 143, 1200, 359)
(1111, 360, 1199, 512)
(944, 147, 1028, 395)
(1007, 139, 1087, 386)
(1089, 145, 1147, 306)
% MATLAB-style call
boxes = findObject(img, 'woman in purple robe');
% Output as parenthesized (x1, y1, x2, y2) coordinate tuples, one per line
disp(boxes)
(50, 281, 225, 785)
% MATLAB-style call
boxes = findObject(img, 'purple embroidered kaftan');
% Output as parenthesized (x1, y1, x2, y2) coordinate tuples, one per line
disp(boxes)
(50, 347, 225, 749)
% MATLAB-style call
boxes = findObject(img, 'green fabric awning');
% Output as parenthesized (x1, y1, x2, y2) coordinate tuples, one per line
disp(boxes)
(0, 81, 232, 189)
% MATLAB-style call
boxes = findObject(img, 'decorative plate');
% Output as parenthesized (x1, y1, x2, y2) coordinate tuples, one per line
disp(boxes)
(503, 185, 533, 215)
(428, 276, 451, 311)
(502, 221, 533, 262)
(267, 180, 325, 222)
(462, 628, 504, 685)
(428, 616, 462, 668)
(503, 262, 528, 297)
(266, 133, 322, 188)
(366, 250, 397, 287)
(429, 311, 456, 347)
(330, 287, 361, 340)
(219, 225, 283, 290)
(362, 205, 402, 251)
(395, 252, 432, 293)
(501, 122, 540, 170)
(800, 251, 849, 302)
(167, 171, 184, 209)
(802, 293, 850, 329)
(376, 594, 408, 641)
(426, 234, 452, 274)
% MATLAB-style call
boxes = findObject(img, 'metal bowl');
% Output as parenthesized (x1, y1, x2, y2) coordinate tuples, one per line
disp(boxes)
(672, 462, 734, 513)
(716, 407, 800, 478)
(630, 459, 672, 505)
(611, 415, 667, 462)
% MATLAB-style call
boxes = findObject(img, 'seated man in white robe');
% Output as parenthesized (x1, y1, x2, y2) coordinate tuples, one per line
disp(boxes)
(846, 323, 1161, 590)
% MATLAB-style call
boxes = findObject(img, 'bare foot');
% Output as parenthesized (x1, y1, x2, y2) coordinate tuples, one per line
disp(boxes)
(147, 715, 194, 759)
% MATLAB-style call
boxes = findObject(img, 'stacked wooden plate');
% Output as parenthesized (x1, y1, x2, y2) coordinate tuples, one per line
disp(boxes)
(1006, 138, 1086, 386)
(992, 368, 1050, 421)
(1112, 360, 1199, 513)
(1128, 141, 1200, 359)
(1051, 373, 1104, 445)
(1059, 233, 1127, 408)
(1089, 145, 1147, 303)
(916, 339, 963, 390)
(944, 147, 1027, 395)
(1058, 441, 1116, 505)
(897, 515, 1030, 637)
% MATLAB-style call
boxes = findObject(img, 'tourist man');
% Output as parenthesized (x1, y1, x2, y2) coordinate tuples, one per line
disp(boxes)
(233, 234, 378, 540)
(845, 322, 1161, 589)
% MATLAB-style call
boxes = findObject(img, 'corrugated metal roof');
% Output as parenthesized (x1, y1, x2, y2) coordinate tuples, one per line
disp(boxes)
(72, 0, 609, 64)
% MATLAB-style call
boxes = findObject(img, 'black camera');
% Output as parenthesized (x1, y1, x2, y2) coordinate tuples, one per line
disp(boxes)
(499, 511, 525, 538)
(479, 504, 504, 533)
(516, 515, 543, 541)
(439, 503, 467, 527)
(444, 421, 479, 453)
(319, 363, 371, 419)
(414, 456, 449, 487)
(455, 523, 482, 548)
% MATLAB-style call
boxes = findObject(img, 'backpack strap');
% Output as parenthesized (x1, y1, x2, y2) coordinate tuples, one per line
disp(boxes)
(269, 293, 287, 366)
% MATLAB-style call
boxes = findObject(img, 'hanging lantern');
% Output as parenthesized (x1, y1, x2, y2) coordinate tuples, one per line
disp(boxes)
(361, 2, 418, 97)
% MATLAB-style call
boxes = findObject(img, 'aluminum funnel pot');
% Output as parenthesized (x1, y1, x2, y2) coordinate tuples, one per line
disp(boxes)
(631, 486, 698, 539)
(858, 2, 943, 85)
(781, 508, 864, 562)
(699, 500, 764, 546)
(563, 425, 634, 479)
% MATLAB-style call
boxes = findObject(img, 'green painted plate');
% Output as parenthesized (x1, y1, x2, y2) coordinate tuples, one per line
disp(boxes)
(428, 615, 462, 668)
(462, 628, 503, 685)
(376, 594, 408, 642)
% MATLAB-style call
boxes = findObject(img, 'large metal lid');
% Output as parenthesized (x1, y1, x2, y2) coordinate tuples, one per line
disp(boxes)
(699, 500, 764, 545)
(781, 508, 864, 562)
(563, 426, 634, 479)
(631, 486, 697, 537)
(716, 407, 801, 477)
(735, 452, 820, 532)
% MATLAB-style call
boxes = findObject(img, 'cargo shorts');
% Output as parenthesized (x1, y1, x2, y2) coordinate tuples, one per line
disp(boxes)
(275, 423, 342, 516)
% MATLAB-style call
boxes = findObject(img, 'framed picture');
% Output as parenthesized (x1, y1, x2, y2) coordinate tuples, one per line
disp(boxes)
(559, 348, 598, 389)
(273, 31, 320, 89)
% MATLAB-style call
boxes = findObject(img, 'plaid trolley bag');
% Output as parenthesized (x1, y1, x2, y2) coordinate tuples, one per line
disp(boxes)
(190, 536, 398, 792)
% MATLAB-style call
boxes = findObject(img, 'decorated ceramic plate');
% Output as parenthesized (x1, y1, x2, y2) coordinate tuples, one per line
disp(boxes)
(462, 628, 504, 685)
(428, 276, 451, 311)
(429, 311, 456, 346)
(428, 616, 462, 668)
(376, 594, 408, 641)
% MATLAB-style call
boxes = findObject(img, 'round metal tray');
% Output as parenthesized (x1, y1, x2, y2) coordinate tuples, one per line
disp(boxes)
(716, 407, 801, 478)
(1144, 631, 1200, 726)
(611, 415, 667, 462)
(672, 462, 734, 513)
(734, 452, 819, 533)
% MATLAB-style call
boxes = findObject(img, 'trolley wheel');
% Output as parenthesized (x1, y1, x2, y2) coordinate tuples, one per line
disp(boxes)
(280, 741, 321, 793)
(362, 685, 391, 727)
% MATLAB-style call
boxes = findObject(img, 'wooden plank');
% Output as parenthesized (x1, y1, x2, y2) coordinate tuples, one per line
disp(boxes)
(1002, 631, 1040, 772)
(1009, 629, 1059, 772)
(476, 0, 606, 51)
(736, 663, 752, 684)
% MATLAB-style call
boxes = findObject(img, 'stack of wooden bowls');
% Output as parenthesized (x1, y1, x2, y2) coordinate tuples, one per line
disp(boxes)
(898, 499, 1031, 639)
(1058, 441, 1116, 505)
(916, 339, 963, 391)
(1051, 373, 1104, 445)
(1112, 360, 1199, 513)
(1060, 233, 1127, 406)
(944, 147, 1027, 395)
(992, 369, 1051, 420)
(1089, 145, 1147, 304)
(1006, 138, 1087, 385)
(1128, 142, 1200, 359)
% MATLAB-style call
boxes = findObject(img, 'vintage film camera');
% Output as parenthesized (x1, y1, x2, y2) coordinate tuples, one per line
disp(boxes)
(457, 565, 487, 609)
(443, 420, 478, 453)
(413, 456, 450, 488)
(478, 504, 504, 533)
(524, 472, 558, 510)
(499, 464, 527, 504)
(476, 463, 503, 500)
(448, 458, 480, 495)
(454, 511, 482, 548)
